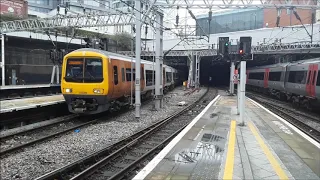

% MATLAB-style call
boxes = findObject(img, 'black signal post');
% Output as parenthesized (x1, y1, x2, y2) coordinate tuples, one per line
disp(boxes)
(239, 36, 252, 61)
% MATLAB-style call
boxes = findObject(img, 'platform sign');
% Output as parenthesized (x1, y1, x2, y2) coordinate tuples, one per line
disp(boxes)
(233, 74, 239, 84)
(135, 78, 140, 85)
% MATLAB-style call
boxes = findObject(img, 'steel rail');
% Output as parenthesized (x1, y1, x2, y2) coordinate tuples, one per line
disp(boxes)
(36, 87, 211, 180)
(248, 95, 320, 143)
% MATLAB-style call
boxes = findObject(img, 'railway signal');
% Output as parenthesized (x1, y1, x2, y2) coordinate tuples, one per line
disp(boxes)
(218, 37, 230, 55)
(99, 38, 109, 51)
(83, 38, 92, 48)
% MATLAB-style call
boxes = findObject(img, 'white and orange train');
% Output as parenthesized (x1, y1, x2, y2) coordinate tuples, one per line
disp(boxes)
(61, 48, 179, 114)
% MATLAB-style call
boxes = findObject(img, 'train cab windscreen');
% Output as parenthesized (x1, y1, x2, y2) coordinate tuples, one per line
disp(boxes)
(65, 58, 103, 83)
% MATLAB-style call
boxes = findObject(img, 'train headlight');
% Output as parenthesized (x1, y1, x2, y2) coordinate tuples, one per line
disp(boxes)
(65, 88, 72, 93)
(93, 88, 104, 94)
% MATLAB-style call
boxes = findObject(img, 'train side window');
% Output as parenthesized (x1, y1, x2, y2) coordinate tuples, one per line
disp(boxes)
(121, 68, 125, 82)
(288, 71, 307, 84)
(307, 71, 311, 84)
(126, 68, 135, 81)
(317, 71, 320, 86)
(114, 66, 118, 85)
(269, 72, 281, 81)
(248, 72, 264, 80)
(126, 68, 131, 81)
(146, 70, 155, 86)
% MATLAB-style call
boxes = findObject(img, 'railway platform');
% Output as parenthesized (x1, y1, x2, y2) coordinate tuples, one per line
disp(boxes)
(0, 95, 65, 113)
(134, 90, 320, 180)
(0, 84, 61, 100)
(0, 84, 60, 90)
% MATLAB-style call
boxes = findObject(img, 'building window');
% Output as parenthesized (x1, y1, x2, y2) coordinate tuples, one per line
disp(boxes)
(29, 0, 50, 6)
(28, 6, 50, 13)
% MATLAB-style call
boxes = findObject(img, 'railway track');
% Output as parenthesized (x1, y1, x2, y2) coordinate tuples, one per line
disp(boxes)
(0, 98, 154, 157)
(35, 87, 217, 180)
(247, 92, 320, 121)
(248, 94, 320, 143)
(1, 103, 70, 130)
(0, 114, 97, 156)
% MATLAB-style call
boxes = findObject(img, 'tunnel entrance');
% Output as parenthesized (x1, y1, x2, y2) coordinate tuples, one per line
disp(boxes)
(200, 58, 230, 87)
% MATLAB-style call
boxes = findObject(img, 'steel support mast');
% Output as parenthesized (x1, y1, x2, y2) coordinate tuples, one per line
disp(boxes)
(237, 63, 240, 115)
(1, 34, 5, 86)
(229, 62, 235, 94)
(155, 10, 164, 109)
(239, 60, 246, 125)
(135, 0, 142, 118)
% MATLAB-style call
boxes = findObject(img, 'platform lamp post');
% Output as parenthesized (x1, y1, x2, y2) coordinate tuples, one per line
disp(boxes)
(1, 34, 5, 86)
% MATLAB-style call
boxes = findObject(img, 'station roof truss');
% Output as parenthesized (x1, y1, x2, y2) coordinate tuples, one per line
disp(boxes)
(253, 41, 320, 54)
(154, 0, 319, 9)
(0, 12, 136, 33)
(118, 41, 320, 56)
(118, 49, 217, 57)
(1, 0, 319, 34)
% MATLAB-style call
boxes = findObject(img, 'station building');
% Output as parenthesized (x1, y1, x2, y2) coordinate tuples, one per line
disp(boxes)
(196, 3, 316, 36)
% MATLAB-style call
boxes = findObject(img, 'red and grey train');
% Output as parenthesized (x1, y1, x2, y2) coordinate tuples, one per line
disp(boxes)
(246, 59, 320, 110)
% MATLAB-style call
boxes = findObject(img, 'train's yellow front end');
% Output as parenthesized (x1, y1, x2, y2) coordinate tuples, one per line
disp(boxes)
(61, 50, 109, 114)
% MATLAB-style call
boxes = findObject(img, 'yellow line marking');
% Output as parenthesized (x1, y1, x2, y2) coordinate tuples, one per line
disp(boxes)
(223, 120, 236, 180)
(248, 121, 289, 180)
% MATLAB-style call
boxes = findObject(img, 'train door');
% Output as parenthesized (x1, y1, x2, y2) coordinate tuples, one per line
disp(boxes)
(163, 67, 165, 86)
(140, 65, 145, 91)
(306, 64, 318, 97)
(121, 66, 127, 96)
(264, 68, 270, 88)
(111, 61, 121, 98)
(246, 70, 249, 84)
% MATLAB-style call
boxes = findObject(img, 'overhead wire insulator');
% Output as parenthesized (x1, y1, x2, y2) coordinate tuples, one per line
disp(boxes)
(188, 9, 196, 20)
(208, 10, 212, 22)
(176, 15, 179, 26)
(132, 25, 136, 33)
(176, 6, 179, 26)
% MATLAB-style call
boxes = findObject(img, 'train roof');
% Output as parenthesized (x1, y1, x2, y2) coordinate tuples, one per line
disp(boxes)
(248, 58, 320, 70)
(289, 58, 320, 66)
(69, 48, 174, 69)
